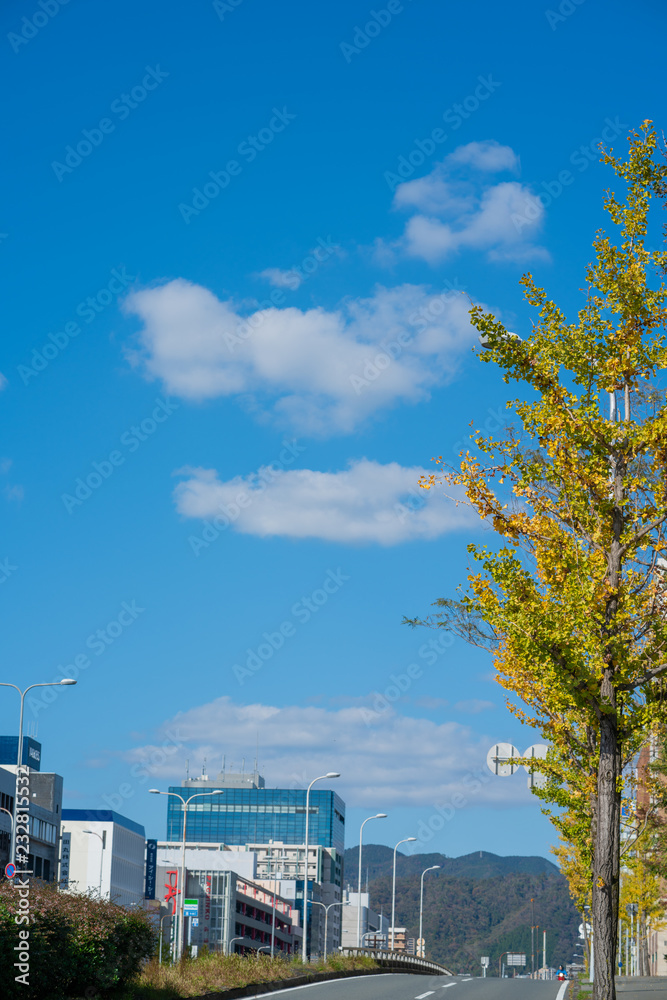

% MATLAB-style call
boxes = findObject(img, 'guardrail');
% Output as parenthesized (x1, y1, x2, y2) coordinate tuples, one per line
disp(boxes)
(340, 946, 453, 976)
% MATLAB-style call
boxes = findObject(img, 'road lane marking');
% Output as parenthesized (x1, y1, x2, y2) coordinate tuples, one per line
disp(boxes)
(415, 993, 435, 999)
(556, 982, 568, 1000)
(441, 985, 457, 988)
(245, 973, 397, 997)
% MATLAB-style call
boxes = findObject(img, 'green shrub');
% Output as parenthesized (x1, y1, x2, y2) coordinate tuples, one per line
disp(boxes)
(0, 880, 155, 999)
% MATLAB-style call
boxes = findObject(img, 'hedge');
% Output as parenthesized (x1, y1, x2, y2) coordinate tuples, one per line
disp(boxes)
(0, 879, 155, 999)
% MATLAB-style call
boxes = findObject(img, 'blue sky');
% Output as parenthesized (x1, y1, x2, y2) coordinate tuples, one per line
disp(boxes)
(1, 0, 665, 860)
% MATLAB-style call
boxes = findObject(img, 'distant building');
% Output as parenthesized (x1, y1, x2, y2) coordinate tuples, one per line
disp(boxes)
(0, 764, 62, 881)
(61, 810, 146, 905)
(341, 889, 389, 949)
(0, 736, 42, 770)
(162, 767, 345, 955)
(386, 927, 416, 955)
(165, 769, 344, 853)
(154, 844, 299, 955)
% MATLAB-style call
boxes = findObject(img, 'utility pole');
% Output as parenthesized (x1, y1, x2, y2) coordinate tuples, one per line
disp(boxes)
(531, 898, 535, 976)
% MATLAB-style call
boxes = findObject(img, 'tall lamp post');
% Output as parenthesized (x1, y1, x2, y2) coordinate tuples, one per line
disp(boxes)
(312, 900, 347, 961)
(0, 679, 77, 863)
(391, 837, 416, 950)
(150, 787, 224, 960)
(301, 772, 340, 962)
(419, 865, 440, 959)
(357, 813, 387, 947)
(82, 829, 105, 898)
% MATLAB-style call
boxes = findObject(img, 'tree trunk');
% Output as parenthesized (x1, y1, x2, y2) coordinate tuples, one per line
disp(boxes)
(593, 707, 621, 1000)
(639, 915, 650, 976)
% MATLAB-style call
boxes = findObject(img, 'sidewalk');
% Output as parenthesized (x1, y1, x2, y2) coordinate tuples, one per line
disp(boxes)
(616, 979, 667, 999)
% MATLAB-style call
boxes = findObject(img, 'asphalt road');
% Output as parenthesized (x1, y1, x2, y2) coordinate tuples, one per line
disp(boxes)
(252, 973, 571, 1000)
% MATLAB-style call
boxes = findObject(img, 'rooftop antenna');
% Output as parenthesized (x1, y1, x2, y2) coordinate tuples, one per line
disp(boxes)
(202, 757, 207, 779)
(242, 756, 246, 776)
(186, 759, 190, 781)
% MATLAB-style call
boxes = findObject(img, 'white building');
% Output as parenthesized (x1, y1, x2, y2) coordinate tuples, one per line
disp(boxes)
(60, 810, 146, 906)
(341, 888, 389, 949)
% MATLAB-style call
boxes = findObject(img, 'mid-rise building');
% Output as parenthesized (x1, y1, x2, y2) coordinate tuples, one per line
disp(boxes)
(162, 767, 345, 955)
(61, 809, 146, 905)
(341, 888, 389, 949)
(154, 844, 299, 955)
(0, 760, 62, 881)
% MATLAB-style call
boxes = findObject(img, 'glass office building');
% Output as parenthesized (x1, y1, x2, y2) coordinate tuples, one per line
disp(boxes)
(166, 786, 345, 853)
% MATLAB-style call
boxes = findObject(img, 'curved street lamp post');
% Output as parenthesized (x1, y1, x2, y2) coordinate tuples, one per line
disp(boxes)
(357, 813, 387, 948)
(0, 679, 77, 863)
(419, 865, 440, 959)
(391, 837, 416, 950)
(301, 772, 340, 962)
(150, 787, 224, 960)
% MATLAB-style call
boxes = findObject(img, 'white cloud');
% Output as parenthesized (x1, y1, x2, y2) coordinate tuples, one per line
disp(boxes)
(124, 695, 533, 809)
(392, 142, 548, 265)
(174, 458, 474, 544)
(258, 267, 302, 291)
(447, 140, 520, 173)
(454, 699, 496, 714)
(124, 279, 479, 435)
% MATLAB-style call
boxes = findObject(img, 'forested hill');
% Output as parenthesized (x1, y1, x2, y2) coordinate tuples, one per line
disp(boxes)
(344, 846, 560, 884)
(343, 847, 579, 974)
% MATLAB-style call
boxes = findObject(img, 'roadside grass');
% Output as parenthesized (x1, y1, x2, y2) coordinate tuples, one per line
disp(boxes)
(122, 952, 380, 999)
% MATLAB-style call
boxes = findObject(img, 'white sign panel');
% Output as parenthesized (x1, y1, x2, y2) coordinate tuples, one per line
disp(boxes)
(486, 743, 520, 776)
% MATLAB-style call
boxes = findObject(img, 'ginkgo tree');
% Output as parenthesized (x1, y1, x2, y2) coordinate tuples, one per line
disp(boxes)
(406, 123, 667, 1000)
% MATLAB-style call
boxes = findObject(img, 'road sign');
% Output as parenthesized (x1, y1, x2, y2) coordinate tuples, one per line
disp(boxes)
(184, 899, 199, 917)
(192, 918, 199, 928)
(481, 957, 490, 967)
(507, 954, 526, 966)
(4, 863, 15, 879)
(486, 743, 520, 776)
(523, 744, 548, 789)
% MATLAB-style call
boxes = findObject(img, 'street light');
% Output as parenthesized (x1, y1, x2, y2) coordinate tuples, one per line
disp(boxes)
(391, 837, 416, 950)
(301, 772, 340, 963)
(312, 900, 348, 961)
(357, 813, 387, 948)
(419, 865, 440, 959)
(150, 787, 224, 960)
(227, 935, 245, 956)
(82, 829, 105, 898)
(0, 679, 77, 863)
